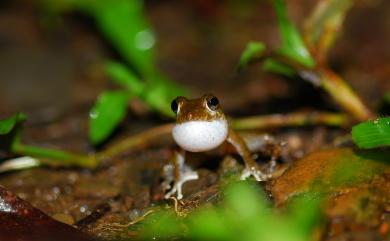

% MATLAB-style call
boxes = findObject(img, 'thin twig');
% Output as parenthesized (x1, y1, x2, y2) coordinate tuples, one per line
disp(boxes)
(232, 111, 349, 130)
(97, 123, 174, 161)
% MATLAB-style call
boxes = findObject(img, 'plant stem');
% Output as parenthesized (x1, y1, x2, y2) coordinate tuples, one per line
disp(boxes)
(98, 123, 174, 160)
(318, 68, 374, 121)
(232, 112, 349, 130)
(12, 142, 98, 168)
(8, 112, 350, 168)
(100, 112, 349, 160)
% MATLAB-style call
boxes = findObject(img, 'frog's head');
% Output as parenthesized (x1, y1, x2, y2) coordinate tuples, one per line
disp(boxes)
(170, 94, 228, 152)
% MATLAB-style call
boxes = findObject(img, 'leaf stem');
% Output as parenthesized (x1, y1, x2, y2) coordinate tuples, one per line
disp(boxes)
(318, 68, 374, 121)
(232, 112, 349, 130)
(12, 142, 98, 168)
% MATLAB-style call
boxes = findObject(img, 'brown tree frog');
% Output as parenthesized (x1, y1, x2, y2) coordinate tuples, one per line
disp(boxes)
(163, 94, 275, 199)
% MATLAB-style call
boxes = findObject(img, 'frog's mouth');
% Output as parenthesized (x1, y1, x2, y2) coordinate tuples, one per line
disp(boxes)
(172, 119, 228, 152)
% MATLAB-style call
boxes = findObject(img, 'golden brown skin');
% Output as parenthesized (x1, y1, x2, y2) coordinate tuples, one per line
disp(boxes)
(173, 94, 226, 123)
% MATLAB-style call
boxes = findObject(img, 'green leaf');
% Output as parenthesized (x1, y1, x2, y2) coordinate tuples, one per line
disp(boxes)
(262, 58, 296, 77)
(0, 113, 26, 153)
(143, 73, 186, 117)
(189, 209, 232, 241)
(273, 0, 315, 68)
(304, 0, 352, 55)
(42, 0, 156, 75)
(352, 117, 390, 149)
(237, 41, 266, 70)
(91, 0, 156, 75)
(0, 113, 26, 135)
(106, 61, 145, 94)
(89, 90, 131, 145)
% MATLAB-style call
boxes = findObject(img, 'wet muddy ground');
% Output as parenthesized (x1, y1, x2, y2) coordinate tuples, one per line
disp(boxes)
(0, 0, 390, 240)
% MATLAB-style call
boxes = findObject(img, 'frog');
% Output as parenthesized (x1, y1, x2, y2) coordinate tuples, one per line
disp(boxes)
(162, 94, 277, 199)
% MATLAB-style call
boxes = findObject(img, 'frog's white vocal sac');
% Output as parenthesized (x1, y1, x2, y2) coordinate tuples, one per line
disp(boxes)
(172, 119, 229, 152)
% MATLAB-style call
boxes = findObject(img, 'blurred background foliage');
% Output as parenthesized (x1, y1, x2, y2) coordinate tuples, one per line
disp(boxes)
(41, 0, 186, 144)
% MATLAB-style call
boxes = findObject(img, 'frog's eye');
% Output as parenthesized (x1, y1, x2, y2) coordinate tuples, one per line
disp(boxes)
(207, 96, 219, 111)
(171, 98, 179, 114)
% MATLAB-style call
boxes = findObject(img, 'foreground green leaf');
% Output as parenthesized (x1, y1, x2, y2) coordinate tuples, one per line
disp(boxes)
(140, 181, 321, 241)
(273, 0, 314, 68)
(352, 117, 390, 149)
(89, 91, 131, 145)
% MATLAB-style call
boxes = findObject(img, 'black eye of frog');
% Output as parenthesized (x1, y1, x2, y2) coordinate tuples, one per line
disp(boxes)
(171, 98, 179, 114)
(207, 96, 219, 111)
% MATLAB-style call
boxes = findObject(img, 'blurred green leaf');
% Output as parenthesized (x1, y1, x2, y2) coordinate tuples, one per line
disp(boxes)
(139, 181, 321, 241)
(273, 0, 315, 68)
(139, 70, 186, 117)
(224, 182, 269, 220)
(106, 61, 145, 95)
(238, 41, 266, 70)
(352, 117, 390, 149)
(40, 0, 187, 145)
(288, 195, 322, 236)
(91, 0, 156, 75)
(189, 208, 232, 241)
(304, 0, 352, 58)
(262, 58, 296, 77)
(0, 113, 26, 135)
(89, 91, 131, 145)
(0, 113, 26, 153)
(140, 210, 184, 240)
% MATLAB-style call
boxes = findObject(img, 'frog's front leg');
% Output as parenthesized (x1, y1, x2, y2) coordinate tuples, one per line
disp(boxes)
(226, 129, 270, 181)
(162, 149, 199, 199)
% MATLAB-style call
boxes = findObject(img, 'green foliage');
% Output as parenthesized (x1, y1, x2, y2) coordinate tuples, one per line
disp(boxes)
(238, 41, 266, 70)
(272, 0, 314, 68)
(0, 113, 26, 152)
(237, 0, 314, 76)
(78, 0, 156, 75)
(304, 0, 352, 55)
(106, 61, 184, 117)
(89, 91, 131, 145)
(0, 113, 26, 135)
(262, 58, 296, 77)
(106, 61, 145, 95)
(0, 113, 96, 169)
(140, 182, 321, 241)
(352, 117, 390, 149)
(40, 0, 186, 144)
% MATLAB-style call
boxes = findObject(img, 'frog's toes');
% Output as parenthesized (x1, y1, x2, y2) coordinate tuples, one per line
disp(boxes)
(240, 166, 269, 182)
(164, 170, 199, 200)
